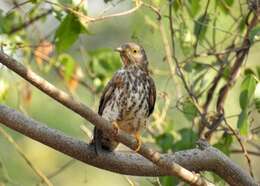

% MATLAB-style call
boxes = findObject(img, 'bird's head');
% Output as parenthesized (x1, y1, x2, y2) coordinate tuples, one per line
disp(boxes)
(115, 42, 148, 71)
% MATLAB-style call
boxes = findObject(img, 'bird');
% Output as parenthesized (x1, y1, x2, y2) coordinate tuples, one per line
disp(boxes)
(91, 42, 156, 153)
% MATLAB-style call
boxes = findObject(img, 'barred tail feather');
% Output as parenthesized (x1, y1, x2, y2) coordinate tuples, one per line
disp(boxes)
(90, 127, 119, 154)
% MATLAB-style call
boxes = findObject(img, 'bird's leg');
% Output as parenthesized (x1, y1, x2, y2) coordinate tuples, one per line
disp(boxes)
(112, 121, 119, 137)
(134, 131, 141, 152)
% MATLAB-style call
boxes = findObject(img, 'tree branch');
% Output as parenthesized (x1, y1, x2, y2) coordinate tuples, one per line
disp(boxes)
(0, 104, 257, 186)
(8, 9, 53, 35)
(0, 51, 212, 186)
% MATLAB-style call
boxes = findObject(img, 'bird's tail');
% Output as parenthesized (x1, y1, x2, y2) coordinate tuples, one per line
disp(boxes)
(90, 127, 119, 154)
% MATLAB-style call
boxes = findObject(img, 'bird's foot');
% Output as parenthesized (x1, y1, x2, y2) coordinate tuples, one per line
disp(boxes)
(134, 132, 142, 152)
(112, 121, 119, 137)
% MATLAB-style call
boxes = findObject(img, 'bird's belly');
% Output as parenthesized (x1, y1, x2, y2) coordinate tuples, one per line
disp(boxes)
(102, 82, 149, 133)
(117, 86, 149, 133)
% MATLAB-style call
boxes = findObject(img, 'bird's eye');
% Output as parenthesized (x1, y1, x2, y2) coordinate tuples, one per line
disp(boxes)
(133, 49, 137, 53)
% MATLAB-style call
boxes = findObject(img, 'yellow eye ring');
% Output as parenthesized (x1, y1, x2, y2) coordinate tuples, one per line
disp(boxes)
(133, 49, 137, 53)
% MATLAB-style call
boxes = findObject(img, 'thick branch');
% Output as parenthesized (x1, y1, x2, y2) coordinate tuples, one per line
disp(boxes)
(0, 104, 257, 186)
(0, 52, 211, 186)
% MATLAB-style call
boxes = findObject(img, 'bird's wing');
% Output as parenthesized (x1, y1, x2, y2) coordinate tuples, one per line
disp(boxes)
(98, 72, 123, 115)
(93, 72, 123, 153)
(148, 77, 156, 116)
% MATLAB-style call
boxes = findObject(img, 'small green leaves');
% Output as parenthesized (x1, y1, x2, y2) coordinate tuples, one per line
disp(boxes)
(179, 23, 195, 55)
(172, 0, 182, 11)
(0, 11, 22, 34)
(155, 133, 174, 153)
(237, 109, 249, 135)
(194, 14, 210, 42)
(183, 61, 208, 73)
(239, 74, 257, 109)
(29, 0, 42, 3)
(54, 13, 88, 53)
(58, 54, 76, 81)
(249, 24, 260, 44)
(0, 80, 9, 102)
(182, 99, 198, 121)
(187, 0, 201, 17)
(216, 0, 234, 14)
(255, 98, 260, 113)
(237, 74, 257, 135)
(87, 49, 121, 93)
(88, 49, 121, 74)
(172, 129, 197, 151)
(160, 176, 179, 186)
(214, 132, 233, 155)
(58, 0, 72, 3)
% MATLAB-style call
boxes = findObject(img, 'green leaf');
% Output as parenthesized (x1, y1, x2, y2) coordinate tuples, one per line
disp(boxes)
(173, 128, 197, 151)
(0, 11, 22, 34)
(183, 61, 208, 73)
(194, 14, 210, 41)
(256, 66, 260, 79)
(239, 74, 257, 109)
(155, 133, 174, 153)
(104, 0, 113, 3)
(182, 100, 198, 121)
(160, 176, 180, 186)
(172, 0, 182, 11)
(213, 132, 233, 155)
(55, 13, 88, 53)
(255, 98, 260, 113)
(58, 0, 72, 4)
(58, 54, 76, 81)
(0, 80, 9, 102)
(239, 16, 246, 33)
(244, 68, 255, 76)
(216, 0, 234, 14)
(88, 49, 121, 74)
(249, 24, 260, 44)
(187, 0, 201, 17)
(220, 66, 230, 80)
(237, 109, 249, 135)
(29, 0, 42, 3)
(179, 23, 195, 55)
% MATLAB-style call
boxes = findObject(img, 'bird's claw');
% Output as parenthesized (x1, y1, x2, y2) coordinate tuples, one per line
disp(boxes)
(134, 132, 142, 152)
(112, 122, 119, 137)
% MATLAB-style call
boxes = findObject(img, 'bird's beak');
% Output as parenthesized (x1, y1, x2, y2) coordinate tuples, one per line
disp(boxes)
(115, 46, 123, 53)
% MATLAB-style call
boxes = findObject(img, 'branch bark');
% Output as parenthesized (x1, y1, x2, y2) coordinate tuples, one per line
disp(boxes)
(0, 104, 257, 186)
(0, 51, 212, 186)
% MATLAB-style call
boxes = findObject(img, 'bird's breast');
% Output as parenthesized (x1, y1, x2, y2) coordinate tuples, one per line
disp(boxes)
(119, 70, 149, 115)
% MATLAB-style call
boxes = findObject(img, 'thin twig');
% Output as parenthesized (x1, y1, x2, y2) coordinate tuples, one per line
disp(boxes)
(45, 0, 142, 23)
(0, 104, 257, 186)
(47, 159, 75, 180)
(216, 13, 258, 113)
(167, 1, 204, 116)
(8, 9, 53, 34)
(231, 149, 260, 156)
(223, 119, 254, 178)
(0, 126, 53, 186)
(194, 0, 211, 55)
(124, 176, 136, 186)
(0, 51, 214, 186)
